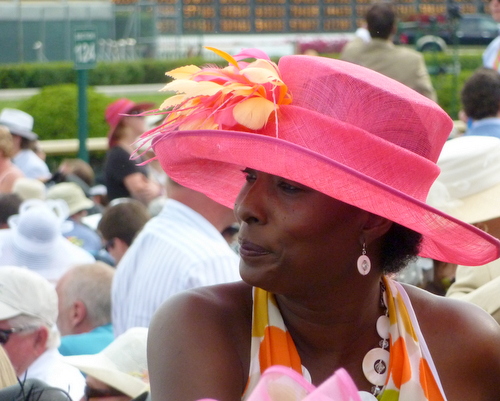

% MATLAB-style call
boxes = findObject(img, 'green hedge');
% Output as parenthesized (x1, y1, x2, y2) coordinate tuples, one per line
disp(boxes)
(1, 52, 484, 125)
(19, 84, 111, 140)
(0, 56, 220, 88)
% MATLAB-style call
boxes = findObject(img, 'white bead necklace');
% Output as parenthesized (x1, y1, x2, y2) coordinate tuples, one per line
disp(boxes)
(359, 282, 390, 401)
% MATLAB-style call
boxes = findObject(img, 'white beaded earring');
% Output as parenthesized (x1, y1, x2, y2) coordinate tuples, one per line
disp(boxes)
(357, 242, 371, 275)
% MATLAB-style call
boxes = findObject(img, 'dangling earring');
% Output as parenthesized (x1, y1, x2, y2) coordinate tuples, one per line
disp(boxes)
(357, 242, 371, 276)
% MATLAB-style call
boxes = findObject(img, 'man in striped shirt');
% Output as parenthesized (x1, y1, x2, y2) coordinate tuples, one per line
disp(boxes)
(111, 178, 241, 336)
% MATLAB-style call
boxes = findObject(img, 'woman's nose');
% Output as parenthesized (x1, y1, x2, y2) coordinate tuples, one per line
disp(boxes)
(234, 178, 268, 226)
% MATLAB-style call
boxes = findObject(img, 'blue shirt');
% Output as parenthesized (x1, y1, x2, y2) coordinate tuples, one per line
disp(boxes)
(464, 118, 500, 139)
(58, 324, 114, 356)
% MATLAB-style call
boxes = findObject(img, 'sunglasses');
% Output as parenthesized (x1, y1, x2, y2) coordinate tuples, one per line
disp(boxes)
(0, 327, 26, 345)
(84, 385, 126, 400)
(128, 109, 145, 116)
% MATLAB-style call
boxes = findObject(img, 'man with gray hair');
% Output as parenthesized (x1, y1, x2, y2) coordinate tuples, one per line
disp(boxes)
(0, 266, 85, 400)
(56, 262, 115, 356)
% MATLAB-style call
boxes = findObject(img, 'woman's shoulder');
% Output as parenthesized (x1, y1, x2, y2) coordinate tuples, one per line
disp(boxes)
(403, 283, 500, 400)
(150, 281, 253, 338)
(148, 281, 253, 401)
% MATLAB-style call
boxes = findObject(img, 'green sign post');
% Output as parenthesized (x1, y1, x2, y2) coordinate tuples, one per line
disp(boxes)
(74, 29, 97, 163)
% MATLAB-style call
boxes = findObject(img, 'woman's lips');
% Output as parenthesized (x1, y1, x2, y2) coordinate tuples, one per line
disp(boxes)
(238, 240, 271, 258)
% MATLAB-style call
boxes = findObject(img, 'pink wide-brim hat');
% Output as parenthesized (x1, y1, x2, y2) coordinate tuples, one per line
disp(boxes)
(106, 98, 154, 147)
(150, 54, 500, 266)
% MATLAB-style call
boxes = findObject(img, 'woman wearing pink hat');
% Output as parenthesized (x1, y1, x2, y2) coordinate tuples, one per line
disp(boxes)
(103, 98, 162, 205)
(145, 48, 500, 401)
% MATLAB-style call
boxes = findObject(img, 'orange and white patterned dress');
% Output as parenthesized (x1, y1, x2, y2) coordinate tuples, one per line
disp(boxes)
(243, 277, 447, 401)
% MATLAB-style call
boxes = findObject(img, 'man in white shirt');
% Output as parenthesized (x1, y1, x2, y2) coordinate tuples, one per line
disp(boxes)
(112, 178, 240, 336)
(0, 108, 51, 181)
(0, 266, 85, 401)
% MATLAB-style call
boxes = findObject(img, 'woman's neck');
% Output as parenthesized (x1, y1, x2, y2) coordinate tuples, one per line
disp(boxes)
(275, 276, 384, 388)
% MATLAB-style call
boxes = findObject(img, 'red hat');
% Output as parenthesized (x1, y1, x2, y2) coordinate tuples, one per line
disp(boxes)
(106, 98, 154, 147)
(143, 48, 500, 267)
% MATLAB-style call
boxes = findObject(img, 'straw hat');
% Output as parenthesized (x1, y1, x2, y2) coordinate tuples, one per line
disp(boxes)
(0, 108, 37, 141)
(427, 135, 500, 225)
(144, 48, 499, 266)
(46, 182, 94, 216)
(12, 177, 46, 200)
(106, 98, 154, 147)
(65, 327, 149, 398)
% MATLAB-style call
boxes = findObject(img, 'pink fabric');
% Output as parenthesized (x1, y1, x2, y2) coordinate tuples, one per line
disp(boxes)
(147, 49, 500, 266)
(198, 366, 361, 401)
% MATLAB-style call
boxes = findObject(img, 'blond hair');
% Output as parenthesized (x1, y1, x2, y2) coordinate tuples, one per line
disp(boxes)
(0, 342, 17, 388)
(0, 125, 15, 158)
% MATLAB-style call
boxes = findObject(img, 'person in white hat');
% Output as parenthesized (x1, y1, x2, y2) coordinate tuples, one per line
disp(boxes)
(65, 327, 149, 401)
(0, 109, 50, 181)
(0, 198, 95, 284)
(0, 266, 85, 401)
(427, 135, 500, 323)
(46, 182, 102, 255)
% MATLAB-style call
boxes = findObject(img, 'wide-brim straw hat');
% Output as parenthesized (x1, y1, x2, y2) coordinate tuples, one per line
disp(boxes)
(427, 135, 500, 225)
(65, 327, 149, 398)
(145, 49, 499, 266)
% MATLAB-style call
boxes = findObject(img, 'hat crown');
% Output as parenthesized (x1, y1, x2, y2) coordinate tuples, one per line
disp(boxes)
(46, 182, 93, 215)
(106, 98, 135, 127)
(0, 108, 34, 131)
(427, 135, 500, 224)
(0, 266, 57, 325)
(278, 56, 449, 164)
(8, 199, 69, 253)
(0, 108, 37, 140)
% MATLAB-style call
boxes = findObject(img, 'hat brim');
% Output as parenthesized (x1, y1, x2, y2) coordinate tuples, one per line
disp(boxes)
(444, 182, 500, 225)
(67, 197, 94, 216)
(107, 102, 155, 146)
(64, 354, 149, 398)
(4, 124, 38, 141)
(153, 129, 499, 266)
(0, 301, 22, 321)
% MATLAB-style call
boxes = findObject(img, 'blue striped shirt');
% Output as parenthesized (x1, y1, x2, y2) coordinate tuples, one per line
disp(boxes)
(112, 199, 241, 336)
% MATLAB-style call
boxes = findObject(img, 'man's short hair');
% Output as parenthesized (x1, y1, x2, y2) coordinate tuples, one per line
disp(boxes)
(97, 200, 150, 246)
(461, 68, 500, 120)
(58, 262, 115, 328)
(0, 193, 22, 226)
(366, 3, 396, 39)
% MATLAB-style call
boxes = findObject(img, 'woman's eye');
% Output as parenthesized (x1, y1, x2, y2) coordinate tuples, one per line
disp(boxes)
(279, 181, 302, 193)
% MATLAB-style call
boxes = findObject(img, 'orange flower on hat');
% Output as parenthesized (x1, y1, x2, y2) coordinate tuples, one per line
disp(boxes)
(155, 47, 292, 133)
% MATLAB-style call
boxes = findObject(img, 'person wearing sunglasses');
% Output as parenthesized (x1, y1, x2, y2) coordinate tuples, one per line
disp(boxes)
(0, 266, 85, 401)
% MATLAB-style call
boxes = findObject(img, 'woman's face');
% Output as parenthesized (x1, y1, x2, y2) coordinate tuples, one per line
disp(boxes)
(123, 114, 147, 138)
(234, 169, 370, 294)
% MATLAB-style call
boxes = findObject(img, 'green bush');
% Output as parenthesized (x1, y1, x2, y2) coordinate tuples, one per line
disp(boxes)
(18, 84, 113, 141)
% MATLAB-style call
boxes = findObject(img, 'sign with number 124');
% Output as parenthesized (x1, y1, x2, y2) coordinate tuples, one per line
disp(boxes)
(74, 29, 97, 70)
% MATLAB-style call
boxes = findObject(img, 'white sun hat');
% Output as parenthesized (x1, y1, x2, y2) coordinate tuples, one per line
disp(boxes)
(64, 327, 149, 398)
(427, 135, 500, 224)
(0, 199, 95, 284)
(0, 108, 38, 141)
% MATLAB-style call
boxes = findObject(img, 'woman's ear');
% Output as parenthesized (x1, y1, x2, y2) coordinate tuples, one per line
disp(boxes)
(361, 213, 393, 244)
